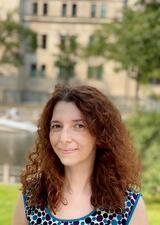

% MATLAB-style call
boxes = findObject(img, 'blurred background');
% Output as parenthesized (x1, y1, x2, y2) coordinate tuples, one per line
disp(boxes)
(0, 0, 159, 224)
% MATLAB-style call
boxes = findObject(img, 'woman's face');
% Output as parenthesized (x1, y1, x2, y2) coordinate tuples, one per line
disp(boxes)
(49, 101, 96, 167)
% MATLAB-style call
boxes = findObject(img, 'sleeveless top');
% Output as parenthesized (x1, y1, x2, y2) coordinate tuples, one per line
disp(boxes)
(23, 189, 141, 225)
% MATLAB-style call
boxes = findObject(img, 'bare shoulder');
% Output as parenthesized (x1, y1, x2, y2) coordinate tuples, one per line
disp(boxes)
(12, 192, 28, 225)
(129, 196, 149, 225)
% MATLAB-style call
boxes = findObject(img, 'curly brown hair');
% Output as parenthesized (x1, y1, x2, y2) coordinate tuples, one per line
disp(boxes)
(21, 84, 141, 213)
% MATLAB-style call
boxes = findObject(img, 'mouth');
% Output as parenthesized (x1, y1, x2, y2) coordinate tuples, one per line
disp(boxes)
(62, 149, 77, 154)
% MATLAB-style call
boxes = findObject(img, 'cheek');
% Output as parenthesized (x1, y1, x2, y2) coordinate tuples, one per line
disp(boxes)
(88, 136, 96, 149)
(49, 133, 57, 147)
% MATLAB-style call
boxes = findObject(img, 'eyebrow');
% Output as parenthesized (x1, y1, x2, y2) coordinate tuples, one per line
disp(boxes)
(50, 119, 85, 124)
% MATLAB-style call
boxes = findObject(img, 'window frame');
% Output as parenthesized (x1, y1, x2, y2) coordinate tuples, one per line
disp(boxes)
(43, 3, 48, 16)
(100, 3, 107, 18)
(72, 4, 77, 17)
(41, 34, 47, 49)
(87, 65, 103, 80)
(91, 3, 96, 18)
(40, 64, 46, 77)
(62, 3, 67, 17)
(32, 2, 38, 15)
(30, 63, 37, 77)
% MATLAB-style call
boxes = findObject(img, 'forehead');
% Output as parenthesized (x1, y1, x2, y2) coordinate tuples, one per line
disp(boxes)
(51, 101, 84, 120)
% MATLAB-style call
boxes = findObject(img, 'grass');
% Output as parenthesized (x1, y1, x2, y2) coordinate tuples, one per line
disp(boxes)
(0, 184, 160, 225)
(143, 193, 160, 225)
(0, 184, 20, 225)
(147, 202, 160, 225)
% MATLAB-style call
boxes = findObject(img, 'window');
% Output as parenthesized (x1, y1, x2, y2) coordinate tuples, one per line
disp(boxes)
(96, 65, 103, 80)
(30, 64, 37, 77)
(60, 35, 77, 51)
(30, 64, 46, 77)
(91, 4, 96, 17)
(60, 35, 67, 50)
(70, 35, 77, 50)
(89, 35, 96, 45)
(32, 3, 38, 15)
(40, 65, 46, 77)
(124, 0, 128, 7)
(59, 65, 75, 80)
(62, 4, 67, 17)
(88, 65, 103, 80)
(43, 3, 48, 15)
(149, 78, 160, 85)
(59, 66, 65, 79)
(72, 4, 77, 17)
(100, 4, 107, 18)
(41, 34, 47, 49)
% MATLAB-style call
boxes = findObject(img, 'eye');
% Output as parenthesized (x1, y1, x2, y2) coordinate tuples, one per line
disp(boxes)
(50, 124, 62, 130)
(74, 123, 86, 129)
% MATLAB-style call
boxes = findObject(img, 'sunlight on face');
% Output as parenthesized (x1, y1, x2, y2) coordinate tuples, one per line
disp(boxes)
(49, 101, 96, 167)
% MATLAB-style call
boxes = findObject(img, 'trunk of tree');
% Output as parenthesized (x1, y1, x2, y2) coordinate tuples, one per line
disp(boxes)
(135, 72, 141, 109)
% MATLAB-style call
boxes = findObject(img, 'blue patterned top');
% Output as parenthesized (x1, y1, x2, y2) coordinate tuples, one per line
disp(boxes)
(23, 189, 141, 225)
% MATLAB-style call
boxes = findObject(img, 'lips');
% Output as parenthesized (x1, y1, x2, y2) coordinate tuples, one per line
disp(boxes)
(62, 149, 77, 153)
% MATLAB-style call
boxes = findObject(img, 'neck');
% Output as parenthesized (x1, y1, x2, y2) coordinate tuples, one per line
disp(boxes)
(64, 161, 94, 194)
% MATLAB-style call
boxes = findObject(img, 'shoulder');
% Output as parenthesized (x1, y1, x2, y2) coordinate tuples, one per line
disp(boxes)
(128, 196, 149, 225)
(95, 189, 147, 225)
(22, 190, 50, 224)
(12, 193, 27, 225)
(125, 189, 149, 225)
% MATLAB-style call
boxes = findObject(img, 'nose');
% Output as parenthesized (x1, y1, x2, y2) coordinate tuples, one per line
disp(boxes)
(59, 127, 72, 143)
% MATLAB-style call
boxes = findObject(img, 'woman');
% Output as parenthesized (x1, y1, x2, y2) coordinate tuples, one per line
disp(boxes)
(12, 84, 149, 225)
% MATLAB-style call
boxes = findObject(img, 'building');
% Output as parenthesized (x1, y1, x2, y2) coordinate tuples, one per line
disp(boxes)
(0, 0, 20, 20)
(20, 0, 138, 101)
(0, 0, 159, 108)
(0, 0, 21, 103)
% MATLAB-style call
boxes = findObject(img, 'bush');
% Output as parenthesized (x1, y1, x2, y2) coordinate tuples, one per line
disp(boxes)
(127, 111, 160, 193)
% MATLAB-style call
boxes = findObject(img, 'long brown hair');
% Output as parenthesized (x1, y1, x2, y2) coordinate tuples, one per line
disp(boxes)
(21, 84, 141, 212)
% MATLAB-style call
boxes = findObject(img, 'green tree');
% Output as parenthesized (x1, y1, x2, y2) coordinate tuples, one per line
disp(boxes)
(127, 111, 160, 193)
(0, 12, 37, 68)
(138, 0, 160, 8)
(55, 35, 79, 84)
(84, 1, 160, 101)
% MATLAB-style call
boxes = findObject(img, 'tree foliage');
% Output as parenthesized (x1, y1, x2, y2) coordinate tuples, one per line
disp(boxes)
(84, 0, 160, 99)
(127, 111, 160, 193)
(0, 12, 37, 67)
(54, 35, 79, 83)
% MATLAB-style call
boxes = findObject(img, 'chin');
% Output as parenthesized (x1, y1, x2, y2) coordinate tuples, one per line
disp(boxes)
(60, 159, 79, 167)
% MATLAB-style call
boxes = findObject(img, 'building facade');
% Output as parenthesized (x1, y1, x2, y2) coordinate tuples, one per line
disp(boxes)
(0, 0, 21, 103)
(19, 0, 140, 102)
(1, 0, 159, 105)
